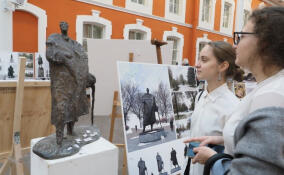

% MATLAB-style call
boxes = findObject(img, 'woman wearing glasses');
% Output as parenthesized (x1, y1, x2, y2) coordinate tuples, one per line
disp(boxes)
(185, 41, 243, 175)
(184, 6, 284, 175)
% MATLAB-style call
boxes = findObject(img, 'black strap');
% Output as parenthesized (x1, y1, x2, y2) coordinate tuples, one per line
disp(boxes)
(197, 90, 204, 101)
(184, 157, 191, 175)
(203, 153, 233, 175)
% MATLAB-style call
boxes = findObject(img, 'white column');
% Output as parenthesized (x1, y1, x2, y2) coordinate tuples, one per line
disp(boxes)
(0, 0, 13, 52)
(235, 0, 244, 31)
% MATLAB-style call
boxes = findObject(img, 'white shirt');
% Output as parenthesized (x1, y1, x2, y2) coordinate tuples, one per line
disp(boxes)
(223, 69, 284, 155)
(189, 83, 240, 175)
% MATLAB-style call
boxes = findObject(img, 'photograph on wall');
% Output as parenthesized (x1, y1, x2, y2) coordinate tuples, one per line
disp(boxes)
(18, 52, 35, 79)
(35, 53, 50, 79)
(117, 62, 199, 175)
(0, 52, 19, 80)
(168, 66, 198, 139)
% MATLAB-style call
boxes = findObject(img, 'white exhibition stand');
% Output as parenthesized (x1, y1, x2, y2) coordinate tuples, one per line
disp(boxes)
(31, 137, 118, 175)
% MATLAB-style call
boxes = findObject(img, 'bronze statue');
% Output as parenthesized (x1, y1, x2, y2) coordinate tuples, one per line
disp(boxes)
(141, 88, 158, 132)
(46, 21, 95, 145)
(32, 21, 98, 160)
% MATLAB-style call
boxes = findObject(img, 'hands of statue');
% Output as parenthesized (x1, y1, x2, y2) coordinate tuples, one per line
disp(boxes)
(183, 136, 224, 146)
(191, 146, 217, 164)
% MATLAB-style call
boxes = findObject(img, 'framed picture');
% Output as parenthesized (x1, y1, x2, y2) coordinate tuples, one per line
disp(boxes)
(118, 62, 198, 175)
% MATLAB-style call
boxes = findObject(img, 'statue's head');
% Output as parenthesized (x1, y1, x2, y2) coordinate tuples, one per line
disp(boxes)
(60, 21, 69, 33)
(146, 88, 149, 94)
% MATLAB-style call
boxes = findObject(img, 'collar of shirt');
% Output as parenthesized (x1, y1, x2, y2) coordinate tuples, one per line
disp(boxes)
(203, 83, 228, 102)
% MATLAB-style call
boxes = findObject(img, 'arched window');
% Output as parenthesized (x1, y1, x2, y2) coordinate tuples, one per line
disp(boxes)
(163, 27, 184, 65)
(123, 19, 151, 40)
(76, 10, 112, 52)
(165, 0, 187, 23)
(17, 2, 47, 54)
(220, 0, 235, 35)
(198, 0, 216, 30)
(125, 0, 153, 15)
(243, 0, 252, 26)
(195, 34, 211, 65)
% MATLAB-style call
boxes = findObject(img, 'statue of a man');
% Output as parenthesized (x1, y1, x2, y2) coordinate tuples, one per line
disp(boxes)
(170, 148, 179, 168)
(46, 21, 92, 145)
(156, 152, 164, 173)
(138, 157, 147, 175)
(141, 88, 157, 132)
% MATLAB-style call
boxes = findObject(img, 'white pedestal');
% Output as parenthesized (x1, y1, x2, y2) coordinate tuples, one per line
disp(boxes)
(31, 137, 118, 175)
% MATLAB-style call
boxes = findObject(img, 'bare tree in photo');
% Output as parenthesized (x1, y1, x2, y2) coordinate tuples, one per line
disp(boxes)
(155, 81, 173, 121)
(168, 67, 178, 91)
(179, 74, 185, 85)
(187, 67, 197, 87)
(121, 82, 139, 129)
(131, 92, 144, 128)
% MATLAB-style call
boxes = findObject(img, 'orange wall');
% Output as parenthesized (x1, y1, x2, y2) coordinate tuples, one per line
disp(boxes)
(153, 0, 165, 17)
(26, 0, 194, 63)
(16, 0, 264, 66)
(113, 0, 126, 8)
(13, 10, 38, 52)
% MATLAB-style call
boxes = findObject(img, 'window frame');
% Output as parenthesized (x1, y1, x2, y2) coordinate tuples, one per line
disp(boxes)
(198, 0, 216, 30)
(165, 0, 186, 23)
(219, 0, 235, 35)
(125, 0, 153, 15)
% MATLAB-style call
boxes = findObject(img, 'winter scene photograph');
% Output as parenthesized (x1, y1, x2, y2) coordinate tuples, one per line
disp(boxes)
(117, 62, 177, 153)
(168, 66, 198, 139)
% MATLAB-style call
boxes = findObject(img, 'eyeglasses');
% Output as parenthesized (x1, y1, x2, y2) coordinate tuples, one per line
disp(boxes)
(233, 32, 256, 45)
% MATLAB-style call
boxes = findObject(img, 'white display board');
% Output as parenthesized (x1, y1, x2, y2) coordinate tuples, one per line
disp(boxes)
(87, 39, 173, 116)
(117, 62, 198, 175)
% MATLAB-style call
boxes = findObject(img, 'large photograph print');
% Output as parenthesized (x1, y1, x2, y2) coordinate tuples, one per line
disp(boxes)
(118, 62, 176, 153)
(118, 62, 198, 175)
(168, 66, 198, 139)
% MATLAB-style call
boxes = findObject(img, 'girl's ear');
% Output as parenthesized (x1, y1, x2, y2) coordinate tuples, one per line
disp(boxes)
(219, 60, 229, 73)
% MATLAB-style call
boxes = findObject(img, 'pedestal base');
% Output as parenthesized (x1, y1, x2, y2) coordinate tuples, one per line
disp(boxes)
(139, 128, 166, 143)
(31, 137, 118, 175)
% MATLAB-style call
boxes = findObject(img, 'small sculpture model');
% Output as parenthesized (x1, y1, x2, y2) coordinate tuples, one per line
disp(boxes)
(33, 21, 98, 159)
(8, 65, 14, 78)
(170, 148, 181, 173)
(156, 152, 164, 173)
(138, 157, 147, 175)
(141, 88, 158, 132)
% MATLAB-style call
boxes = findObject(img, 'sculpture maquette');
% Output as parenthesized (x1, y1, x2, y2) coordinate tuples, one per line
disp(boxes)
(33, 22, 98, 159)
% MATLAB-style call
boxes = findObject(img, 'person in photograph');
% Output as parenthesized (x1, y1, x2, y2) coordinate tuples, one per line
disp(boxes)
(170, 117, 174, 131)
(184, 6, 284, 175)
(138, 157, 147, 175)
(234, 83, 246, 98)
(156, 152, 164, 173)
(184, 40, 244, 175)
(141, 88, 158, 132)
(171, 148, 179, 168)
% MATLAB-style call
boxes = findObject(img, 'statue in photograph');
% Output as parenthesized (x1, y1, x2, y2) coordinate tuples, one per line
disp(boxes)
(37, 54, 44, 78)
(46, 21, 96, 146)
(156, 152, 164, 173)
(170, 148, 179, 168)
(138, 157, 147, 175)
(141, 88, 158, 132)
